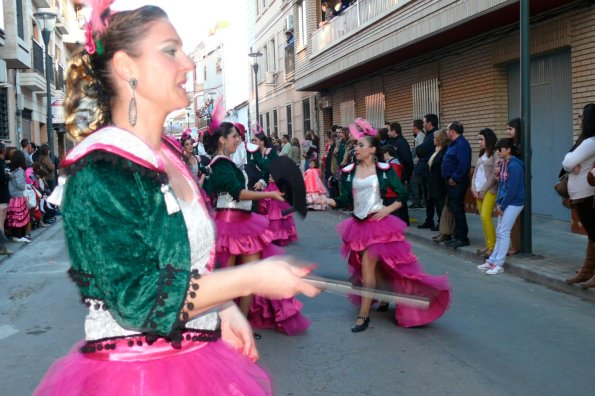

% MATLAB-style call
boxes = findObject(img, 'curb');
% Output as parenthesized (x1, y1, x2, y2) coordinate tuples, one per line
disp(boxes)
(0, 219, 63, 264)
(326, 208, 595, 304)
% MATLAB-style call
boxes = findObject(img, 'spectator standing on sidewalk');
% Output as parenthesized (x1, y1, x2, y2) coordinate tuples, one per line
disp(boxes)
(290, 137, 302, 167)
(417, 114, 440, 229)
(382, 145, 409, 225)
(386, 122, 413, 184)
(37, 144, 56, 191)
(428, 130, 448, 232)
(563, 103, 595, 288)
(20, 139, 34, 167)
(441, 121, 472, 248)
(7, 151, 31, 243)
(505, 117, 522, 256)
(0, 143, 12, 255)
(409, 119, 426, 208)
(280, 134, 292, 157)
(471, 128, 498, 258)
(478, 138, 525, 275)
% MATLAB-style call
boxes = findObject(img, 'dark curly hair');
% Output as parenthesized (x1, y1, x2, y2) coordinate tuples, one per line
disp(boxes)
(203, 122, 237, 156)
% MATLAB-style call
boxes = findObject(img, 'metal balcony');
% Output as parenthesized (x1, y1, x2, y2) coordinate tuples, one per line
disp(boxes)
(312, 0, 413, 56)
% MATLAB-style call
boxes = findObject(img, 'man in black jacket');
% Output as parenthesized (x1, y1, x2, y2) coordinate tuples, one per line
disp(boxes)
(387, 122, 413, 184)
(417, 114, 440, 230)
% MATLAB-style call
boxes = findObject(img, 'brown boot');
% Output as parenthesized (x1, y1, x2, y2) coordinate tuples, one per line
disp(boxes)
(566, 242, 595, 284)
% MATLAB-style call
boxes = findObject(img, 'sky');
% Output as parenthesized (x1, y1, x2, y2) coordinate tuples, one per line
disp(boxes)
(112, 0, 240, 51)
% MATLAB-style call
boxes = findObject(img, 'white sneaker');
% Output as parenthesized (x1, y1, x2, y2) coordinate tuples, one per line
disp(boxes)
(12, 236, 32, 243)
(486, 266, 504, 275)
(477, 262, 494, 271)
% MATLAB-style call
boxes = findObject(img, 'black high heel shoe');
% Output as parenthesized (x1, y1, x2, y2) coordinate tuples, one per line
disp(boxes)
(351, 316, 370, 333)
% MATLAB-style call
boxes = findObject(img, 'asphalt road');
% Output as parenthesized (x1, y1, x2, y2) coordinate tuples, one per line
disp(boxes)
(1, 212, 594, 395)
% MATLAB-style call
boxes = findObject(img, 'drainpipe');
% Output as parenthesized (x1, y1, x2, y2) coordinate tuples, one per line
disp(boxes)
(520, 0, 532, 254)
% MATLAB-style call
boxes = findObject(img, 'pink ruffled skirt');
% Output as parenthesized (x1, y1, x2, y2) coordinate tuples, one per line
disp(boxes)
(34, 338, 272, 396)
(215, 209, 310, 335)
(337, 214, 451, 328)
(7, 196, 29, 228)
(258, 183, 298, 246)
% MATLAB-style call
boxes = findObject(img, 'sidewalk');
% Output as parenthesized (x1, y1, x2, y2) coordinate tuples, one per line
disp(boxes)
(0, 220, 61, 263)
(405, 207, 595, 303)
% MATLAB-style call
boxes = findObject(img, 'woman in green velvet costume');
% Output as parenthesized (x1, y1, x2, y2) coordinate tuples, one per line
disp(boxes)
(33, 5, 318, 396)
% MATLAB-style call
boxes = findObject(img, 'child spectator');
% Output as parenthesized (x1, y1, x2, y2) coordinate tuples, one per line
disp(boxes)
(304, 159, 328, 210)
(7, 151, 31, 243)
(383, 145, 409, 225)
(478, 138, 525, 275)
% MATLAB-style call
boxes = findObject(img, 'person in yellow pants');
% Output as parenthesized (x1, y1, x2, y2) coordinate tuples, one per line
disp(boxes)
(471, 129, 498, 257)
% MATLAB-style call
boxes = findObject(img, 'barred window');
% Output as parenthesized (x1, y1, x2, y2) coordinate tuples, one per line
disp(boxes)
(412, 78, 440, 121)
(0, 88, 8, 140)
(365, 93, 385, 129)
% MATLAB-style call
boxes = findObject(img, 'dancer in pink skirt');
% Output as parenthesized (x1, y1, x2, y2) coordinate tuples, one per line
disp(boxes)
(250, 132, 298, 245)
(205, 124, 311, 335)
(327, 120, 451, 332)
(33, 5, 319, 395)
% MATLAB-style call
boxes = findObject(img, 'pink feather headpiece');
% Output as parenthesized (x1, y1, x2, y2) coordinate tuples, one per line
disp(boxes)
(84, 0, 115, 55)
(208, 97, 226, 135)
(348, 118, 378, 139)
(251, 123, 265, 137)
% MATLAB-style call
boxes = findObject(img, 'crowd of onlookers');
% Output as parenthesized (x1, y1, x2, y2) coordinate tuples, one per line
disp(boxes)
(0, 139, 60, 255)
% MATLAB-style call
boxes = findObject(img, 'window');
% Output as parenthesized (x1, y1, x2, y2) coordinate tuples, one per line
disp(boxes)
(302, 98, 311, 133)
(259, 113, 264, 131)
(268, 38, 276, 72)
(16, 0, 24, 39)
(412, 78, 440, 120)
(365, 93, 385, 130)
(0, 88, 8, 140)
(298, 2, 308, 47)
(340, 100, 355, 127)
(265, 112, 271, 136)
(286, 104, 293, 138)
(273, 109, 278, 136)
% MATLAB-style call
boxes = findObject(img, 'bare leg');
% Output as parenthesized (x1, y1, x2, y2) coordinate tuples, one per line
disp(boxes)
(357, 249, 378, 323)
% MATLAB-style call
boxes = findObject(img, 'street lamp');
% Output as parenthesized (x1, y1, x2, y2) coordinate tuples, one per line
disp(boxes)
(186, 109, 191, 129)
(248, 48, 263, 128)
(33, 8, 58, 160)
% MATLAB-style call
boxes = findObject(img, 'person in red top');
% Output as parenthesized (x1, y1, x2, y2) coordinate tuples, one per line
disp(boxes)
(382, 145, 409, 225)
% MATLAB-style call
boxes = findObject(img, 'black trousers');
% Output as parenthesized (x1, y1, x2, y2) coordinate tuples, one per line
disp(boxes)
(446, 178, 469, 241)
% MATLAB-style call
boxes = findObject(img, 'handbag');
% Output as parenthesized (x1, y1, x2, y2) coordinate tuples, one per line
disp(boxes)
(554, 173, 569, 198)
(24, 185, 37, 209)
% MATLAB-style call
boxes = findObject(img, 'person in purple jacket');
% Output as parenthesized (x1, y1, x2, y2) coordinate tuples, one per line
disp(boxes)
(478, 138, 525, 275)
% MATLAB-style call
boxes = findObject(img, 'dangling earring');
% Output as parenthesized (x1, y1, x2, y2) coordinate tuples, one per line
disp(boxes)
(128, 78, 138, 127)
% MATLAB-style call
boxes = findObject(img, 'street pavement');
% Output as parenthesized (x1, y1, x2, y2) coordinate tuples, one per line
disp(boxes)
(1, 211, 594, 395)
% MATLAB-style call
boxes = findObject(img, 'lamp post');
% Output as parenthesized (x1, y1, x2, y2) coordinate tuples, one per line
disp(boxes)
(248, 48, 263, 127)
(186, 109, 190, 129)
(33, 9, 58, 160)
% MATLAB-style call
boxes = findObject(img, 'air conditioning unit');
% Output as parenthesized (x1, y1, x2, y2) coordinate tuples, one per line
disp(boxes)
(265, 71, 276, 85)
(0, 60, 8, 85)
(285, 15, 294, 31)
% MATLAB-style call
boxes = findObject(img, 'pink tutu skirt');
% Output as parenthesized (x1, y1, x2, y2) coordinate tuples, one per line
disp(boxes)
(337, 214, 451, 328)
(34, 338, 272, 396)
(7, 196, 29, 228)
(215, 209, 310, 335)
(258, 183, 298, 246)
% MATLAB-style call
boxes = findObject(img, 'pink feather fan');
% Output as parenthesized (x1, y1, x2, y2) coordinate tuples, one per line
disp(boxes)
(208, 96, 226, 135)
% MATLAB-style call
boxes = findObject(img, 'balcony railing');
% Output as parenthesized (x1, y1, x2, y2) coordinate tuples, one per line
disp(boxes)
(32, 39, 44, 75)
(285, 42, 295, 77)
(312, 0, 414, 56)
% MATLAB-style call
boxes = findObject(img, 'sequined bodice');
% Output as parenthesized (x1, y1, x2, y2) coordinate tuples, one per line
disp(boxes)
(353, 174, 383, 219)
